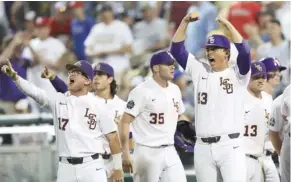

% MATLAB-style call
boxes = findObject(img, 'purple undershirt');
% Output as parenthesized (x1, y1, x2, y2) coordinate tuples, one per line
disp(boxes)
(50, 76, 68, 93)
(170, 40, 251, 75)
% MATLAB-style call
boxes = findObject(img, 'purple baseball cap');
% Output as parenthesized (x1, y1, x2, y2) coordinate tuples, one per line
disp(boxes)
(150, 50, 176, 68)
(251, 62, 267, 77)
(260, 57, 287, 72)
(206, 35, 230, 49)
(66, 60, 93, 80)
(93, 63, 114, 77)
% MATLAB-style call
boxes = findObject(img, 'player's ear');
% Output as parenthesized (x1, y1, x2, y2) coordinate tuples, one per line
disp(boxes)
(152, 65, 159, 73)
(84, 79, 92, 86)
(108, 76, 113, 84)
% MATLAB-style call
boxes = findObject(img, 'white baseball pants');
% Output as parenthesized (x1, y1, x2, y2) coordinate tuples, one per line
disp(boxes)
(132, 144, 187, 182)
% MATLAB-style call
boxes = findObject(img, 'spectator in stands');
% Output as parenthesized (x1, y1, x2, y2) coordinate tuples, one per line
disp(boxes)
(49, 2, 71, 45)
(0, 33, 33, 114)
(22, 16, 67, 94)
(185, 2, 218, 57)
(273, 2, 290, 41)
(23, 11, 38, 41)
(69, 1, 95, 61)
(227, 1, 262, 39)
(133, 3, 168, 54)
(256, 19, 289, 68)
(0, 1, 9, 45)
(130, 3, 168, 67)
(84, 4, 133, 84)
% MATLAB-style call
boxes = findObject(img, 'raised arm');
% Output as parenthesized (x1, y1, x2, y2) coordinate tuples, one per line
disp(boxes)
(170, 12, 200, 69)
(41, 66, 68, 93)
(217, 16, 251, 75)
(1, 60, 53, 108)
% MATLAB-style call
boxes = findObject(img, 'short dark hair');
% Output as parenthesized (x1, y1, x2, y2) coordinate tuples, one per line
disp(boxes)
(110, 79, 118, 96)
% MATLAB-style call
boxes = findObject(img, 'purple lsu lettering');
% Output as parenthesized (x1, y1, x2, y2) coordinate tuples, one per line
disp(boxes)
(84, 108, 97, 130)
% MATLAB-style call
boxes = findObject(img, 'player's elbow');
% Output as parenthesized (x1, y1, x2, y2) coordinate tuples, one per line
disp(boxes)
(106, 131, 122, 154)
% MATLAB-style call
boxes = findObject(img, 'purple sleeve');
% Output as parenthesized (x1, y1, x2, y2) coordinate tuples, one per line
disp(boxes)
(50, 76, 68, 93)
(234, 41, 251, 75)
(169, 41, 189, 70)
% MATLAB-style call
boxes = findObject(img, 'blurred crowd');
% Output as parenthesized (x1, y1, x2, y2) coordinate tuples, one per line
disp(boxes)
(0, 1, 290, 145)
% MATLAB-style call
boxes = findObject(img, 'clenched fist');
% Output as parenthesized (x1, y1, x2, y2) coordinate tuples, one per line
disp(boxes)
(41, 66, 56, 80)
(183, 11, 200, 23)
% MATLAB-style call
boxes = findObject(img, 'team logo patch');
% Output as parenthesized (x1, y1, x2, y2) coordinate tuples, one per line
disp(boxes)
(269, 117, 275, 126)
(127, 100, 135, 109)
(254, 63, 262, 71)
(208, 36, 215, 44)
(74, 62, 82, 67)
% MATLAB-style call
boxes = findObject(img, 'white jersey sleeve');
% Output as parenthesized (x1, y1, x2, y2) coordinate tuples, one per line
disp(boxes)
(269, 95, 284, 132)
(233, 65, 251, 86)
(15, 77, 59, 109)
(124, 86, 146, 117)
(98, 108, 117, 135)
(281, 85, 290, 118)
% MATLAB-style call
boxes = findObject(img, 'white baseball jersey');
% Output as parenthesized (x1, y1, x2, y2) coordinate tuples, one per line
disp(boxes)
(15, 77, 117, 157)
(261, 91, 275, 151)
(281, 85, 290, 120)
(125, 78, 185, 147)
(22, 37, 66, 93)
(243, 91, 269, 156)
(185, 54, 251, 137)
(95, 95, 126, 154)
(269, 95, 289, 140)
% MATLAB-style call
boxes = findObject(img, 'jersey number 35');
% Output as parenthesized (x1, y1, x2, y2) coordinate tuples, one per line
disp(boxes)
(150, 113, 164, 124)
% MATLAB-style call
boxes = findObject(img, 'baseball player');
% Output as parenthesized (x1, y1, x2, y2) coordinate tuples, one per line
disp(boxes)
(243, 62, 268, 182)
(269, 92, 289, 182)
(170, 12, 251, 182)
(120, 50, 187, 182)
(41, 62, 128, 181)
(280, 84, 290, 182)
(0, 59, 124, 182)
(260, 57, 286, 182)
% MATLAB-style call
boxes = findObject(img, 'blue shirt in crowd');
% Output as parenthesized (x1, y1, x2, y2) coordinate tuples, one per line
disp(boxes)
(71, 17, 95, 60)
(0, 58, 30, 102)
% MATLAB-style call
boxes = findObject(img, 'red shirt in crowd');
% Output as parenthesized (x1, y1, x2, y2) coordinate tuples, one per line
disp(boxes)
(227, 2, 262, 39)
(49, 17, 71, 37)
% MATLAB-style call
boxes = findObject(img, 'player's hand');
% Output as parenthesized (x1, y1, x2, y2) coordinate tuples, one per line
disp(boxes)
(183, 11, 200, 23)
(41, 66, 56, 80)
(1, 59, 18, 80)
(216, 15, 230, 27)
(122, 154, 133, 173)
(110, 169, 124, 182)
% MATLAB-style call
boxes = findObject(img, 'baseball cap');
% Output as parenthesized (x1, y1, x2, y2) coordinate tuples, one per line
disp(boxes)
(150, 50, 176, 68)
(66, 60, 93, 80)
(206, 34, 230, 49)
(260, 57, 287, 72)
(251, 62, 267, 77)
(93, 63, 114, 77)
(69, 1, 84, 8)
(35, 16, 51, 27)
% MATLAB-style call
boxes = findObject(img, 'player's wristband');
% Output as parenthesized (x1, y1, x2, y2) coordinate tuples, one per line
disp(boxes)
(112, 153, 122, 170)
